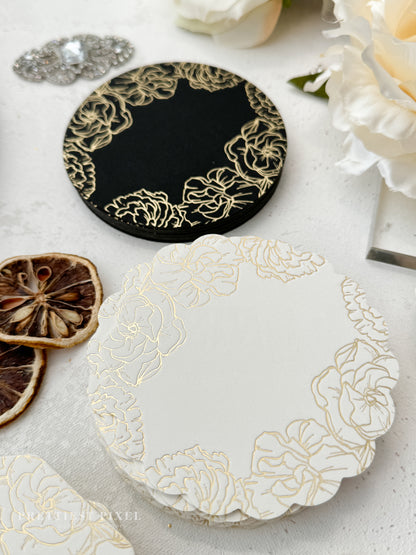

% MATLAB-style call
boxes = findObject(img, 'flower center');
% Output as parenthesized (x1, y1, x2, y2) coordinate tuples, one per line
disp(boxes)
(365, 389, 381, 406)
(34, 291, 48, 304)
(127, 322, 140, 335)
(260, 143, 275, 158)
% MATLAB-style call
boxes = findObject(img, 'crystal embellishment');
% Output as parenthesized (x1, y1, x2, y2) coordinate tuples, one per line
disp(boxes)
(13, 34, 134, 85)
(60, 40, 85, 65)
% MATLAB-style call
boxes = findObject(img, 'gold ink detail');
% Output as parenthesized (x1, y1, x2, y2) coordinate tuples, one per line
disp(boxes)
(63, 140, 96, 199)
(0, 455, 134, 553)
(176, 62, 243, 91)
(105, 189, 191, 229)
(225, 117, 287, 182)
(245, 82, 284, 127)
(146, 445, 248, 517)
(64, 63, 285, 226)
(66, 88, 133, 153)
(111, 64, 179, 106)
(312, 339, 398, 448)
(238, 236, 326, 281)
(244, 419, 361, 518)
(182, 167, 260, 223)
(342, 278, 389, 349)
(88, 236, 398, 520)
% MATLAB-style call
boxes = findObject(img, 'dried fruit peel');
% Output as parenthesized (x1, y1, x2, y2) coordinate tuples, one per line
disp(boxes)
(0, 253, 103, 349)
(0, 343, 46, 428)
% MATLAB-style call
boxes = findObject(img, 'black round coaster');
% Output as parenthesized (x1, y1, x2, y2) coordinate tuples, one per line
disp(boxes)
(63, 62, 287, 242)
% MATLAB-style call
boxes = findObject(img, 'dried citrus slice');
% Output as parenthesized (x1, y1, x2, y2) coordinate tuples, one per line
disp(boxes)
(0, 253, 103, 348)
(0, 342, 46, 427)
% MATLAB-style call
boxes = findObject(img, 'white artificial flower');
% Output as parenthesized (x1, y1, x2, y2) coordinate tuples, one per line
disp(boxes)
(317, 0, 416, 197)
(174, 0, 283, 48)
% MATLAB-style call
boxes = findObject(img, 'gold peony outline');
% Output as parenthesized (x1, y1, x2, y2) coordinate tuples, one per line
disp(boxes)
(64, 63, 286, 228)
(342, 278, 389, 350)
(88, 235, 399, 520)
(245, 82, 284, 128)
(63, 140, 96, 199)
(238, 236, 326, 281)
(105, 189, 192, 229)
(175, 62, 243, 91)
(88, 352, 146, 462)
(66, 86, 133, 153)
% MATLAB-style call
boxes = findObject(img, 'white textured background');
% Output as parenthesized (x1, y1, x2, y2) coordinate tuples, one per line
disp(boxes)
(0, 0, 415, 553)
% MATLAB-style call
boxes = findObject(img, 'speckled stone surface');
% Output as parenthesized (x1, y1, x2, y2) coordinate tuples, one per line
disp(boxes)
(0, 1, 415, 553)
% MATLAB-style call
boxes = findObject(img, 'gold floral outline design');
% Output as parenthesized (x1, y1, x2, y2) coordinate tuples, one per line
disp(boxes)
(245, 82, 284, 128)
(66, 86, 133, 153)
(225, 117, 287, 182)
(175, 62, 243, 91)
(0, 455, 134, 553)
(88, 235, 399, 520)
(63, 140, 96, 199)
(110, 64, 179, 106)
(105, 189, 192, 229)
(88, 353, 146, 462)
(64, 63, 286, 228)
(342, 278, 389, 350)
(238, 236, 326, 281)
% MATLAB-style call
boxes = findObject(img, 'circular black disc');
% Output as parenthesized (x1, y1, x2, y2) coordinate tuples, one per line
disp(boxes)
(63, 62, 287, 242)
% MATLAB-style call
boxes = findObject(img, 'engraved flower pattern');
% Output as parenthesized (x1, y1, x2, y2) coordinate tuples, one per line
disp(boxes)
(64, 63, 287, 232)
(68, 89, 133, 152)
(342, 278, 389, 349)
(2, 456, 89, 542)
(245, 82, 284, 127)
(150, 235, 243, 308)
(112, 64, 179, 106)
(88, 370, 145, 461)
(239, 236, 326, 281)
(146, 446, 247, 516)
(105, 189, 189, 229)
(312, 340, 399, 446)
(245, 420, 359, 518)
(225, 117, 287, 180)
(182, 167, 259, 223)
(63, 141, 96, 199)
(0, 455, 134, 553)
(87, 235, 399, 521)
(176, 62, 242, 91)
(98, 289, 186, 386)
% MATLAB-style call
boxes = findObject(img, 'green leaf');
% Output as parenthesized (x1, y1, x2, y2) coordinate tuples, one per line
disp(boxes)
(288, 71, 329, 99)
(283, 0, 292, 7)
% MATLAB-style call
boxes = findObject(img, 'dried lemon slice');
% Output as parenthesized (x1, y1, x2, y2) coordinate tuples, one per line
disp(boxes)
(0, 342, 46, 427)
(0, 253, 103, 348)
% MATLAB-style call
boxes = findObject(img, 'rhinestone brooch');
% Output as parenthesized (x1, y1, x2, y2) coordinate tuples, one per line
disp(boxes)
(13, 35, 134, 85)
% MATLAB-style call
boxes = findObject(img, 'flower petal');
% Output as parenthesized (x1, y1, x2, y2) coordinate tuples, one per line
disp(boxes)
(377, 153, 416, 197)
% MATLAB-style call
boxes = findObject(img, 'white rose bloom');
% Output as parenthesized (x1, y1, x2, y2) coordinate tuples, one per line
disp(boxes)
(174, 0, 283, 48)
(318, 0, 416, 198)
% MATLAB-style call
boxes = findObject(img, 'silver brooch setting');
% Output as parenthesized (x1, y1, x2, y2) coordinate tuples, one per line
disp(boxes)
(13, 35, 134, 85)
